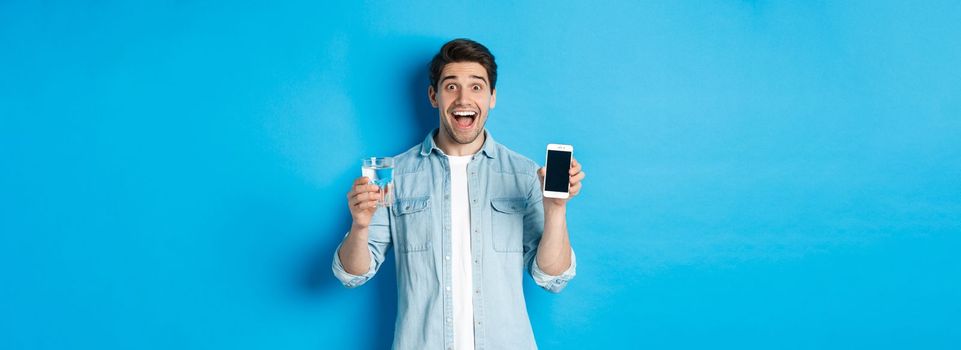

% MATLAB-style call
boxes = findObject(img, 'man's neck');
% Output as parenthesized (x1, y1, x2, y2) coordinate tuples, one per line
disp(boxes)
(435, 129, 485, 157)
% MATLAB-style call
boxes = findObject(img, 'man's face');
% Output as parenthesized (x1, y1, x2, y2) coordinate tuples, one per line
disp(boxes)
(429, 62, 497, 145)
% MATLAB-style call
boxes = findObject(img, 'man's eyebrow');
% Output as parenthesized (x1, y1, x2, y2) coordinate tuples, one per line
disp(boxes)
(470, 75, 488, 84)
(439, 75, 489, 84)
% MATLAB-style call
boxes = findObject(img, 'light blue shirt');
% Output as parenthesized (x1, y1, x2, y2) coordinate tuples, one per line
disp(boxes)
(333, 129, 577, 350)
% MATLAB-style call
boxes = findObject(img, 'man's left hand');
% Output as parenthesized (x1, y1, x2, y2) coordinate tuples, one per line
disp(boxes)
(537, 156, 585, 209)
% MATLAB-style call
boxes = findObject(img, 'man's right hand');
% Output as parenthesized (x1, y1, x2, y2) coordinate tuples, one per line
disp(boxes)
(346, 176, 383, 228)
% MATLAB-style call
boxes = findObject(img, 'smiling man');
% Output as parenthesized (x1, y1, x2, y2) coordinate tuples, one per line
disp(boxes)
(333, 39, 585, 350)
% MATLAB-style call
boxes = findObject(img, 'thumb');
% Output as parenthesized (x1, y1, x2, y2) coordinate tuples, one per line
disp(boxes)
(537, 167, 546, 183)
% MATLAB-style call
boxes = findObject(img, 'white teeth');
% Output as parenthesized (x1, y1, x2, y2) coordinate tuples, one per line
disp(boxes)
(452, 111, 476, 117)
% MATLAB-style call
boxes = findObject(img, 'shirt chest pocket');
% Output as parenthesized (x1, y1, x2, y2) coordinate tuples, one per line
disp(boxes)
(393, 196, 432, 253)
(490, 198, 527, 253)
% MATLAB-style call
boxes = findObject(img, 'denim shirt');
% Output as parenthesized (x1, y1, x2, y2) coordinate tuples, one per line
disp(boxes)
(332, 129, 577, 350)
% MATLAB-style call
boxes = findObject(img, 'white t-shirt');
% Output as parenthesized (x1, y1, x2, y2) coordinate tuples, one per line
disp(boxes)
(448, 155, 474, 350)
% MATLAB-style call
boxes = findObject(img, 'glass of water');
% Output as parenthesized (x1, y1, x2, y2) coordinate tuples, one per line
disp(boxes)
(362, 157, 394, 207)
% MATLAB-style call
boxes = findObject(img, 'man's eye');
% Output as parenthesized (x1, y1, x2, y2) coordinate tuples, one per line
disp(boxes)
(446, 84, 456, 90)
(472, 85, 482, 91)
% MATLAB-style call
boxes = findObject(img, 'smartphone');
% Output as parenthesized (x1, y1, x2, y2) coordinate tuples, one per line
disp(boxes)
(543, 144, 574, 199)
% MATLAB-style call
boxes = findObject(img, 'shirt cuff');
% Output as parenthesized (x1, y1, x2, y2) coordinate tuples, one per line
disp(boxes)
(331, 233, 377, 288)
(531, 248, 577, 293)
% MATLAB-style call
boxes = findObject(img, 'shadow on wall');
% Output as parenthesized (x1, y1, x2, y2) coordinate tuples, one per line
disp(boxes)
(298, 39, 440, 349)
(405, 41, 442, 147)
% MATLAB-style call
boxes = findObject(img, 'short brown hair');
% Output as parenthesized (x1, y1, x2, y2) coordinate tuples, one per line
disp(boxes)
(428, 38, 498, 90)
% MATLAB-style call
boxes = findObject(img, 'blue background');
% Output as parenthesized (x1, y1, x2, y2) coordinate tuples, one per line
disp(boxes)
(2, 1, 959, 349)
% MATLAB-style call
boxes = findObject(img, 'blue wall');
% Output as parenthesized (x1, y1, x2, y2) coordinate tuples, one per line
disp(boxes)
(2, 1, 959, 349)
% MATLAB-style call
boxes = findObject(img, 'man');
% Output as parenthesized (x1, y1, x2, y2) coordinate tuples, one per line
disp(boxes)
(333, 38, 585, 350)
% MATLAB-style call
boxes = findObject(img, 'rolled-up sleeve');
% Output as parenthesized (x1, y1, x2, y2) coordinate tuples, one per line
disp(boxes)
(531, 248, 577, 293)
(331, 205, 391, 288)
(331, 235, 380, 288)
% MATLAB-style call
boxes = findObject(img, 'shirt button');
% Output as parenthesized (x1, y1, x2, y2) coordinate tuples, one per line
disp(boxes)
(474, 259, 479, 264)
(445, 255, 450, 260)
(446, 286, 451, 291)
(475, 289, 480, 294)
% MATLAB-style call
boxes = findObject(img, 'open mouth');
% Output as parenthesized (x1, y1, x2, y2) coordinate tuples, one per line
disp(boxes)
(451, 110, 477, 129)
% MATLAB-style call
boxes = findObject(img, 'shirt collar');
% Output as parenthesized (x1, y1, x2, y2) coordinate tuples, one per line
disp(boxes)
(419, 128, 497, 159)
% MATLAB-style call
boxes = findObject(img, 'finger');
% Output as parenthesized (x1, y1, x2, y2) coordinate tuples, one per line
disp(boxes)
(571, 156, 579, 169)
(350, 198, 367, 209)
(350, 190, 375, 205)
(365, 191, 385, 209)
(569, 160, 581, 175)
(353, 176, 371, 185)
(362, 199, 379, 210)
(570, 171, 585, 183)
(350, 183, 370, 196)
(352, 199, 375, 212)
(352, 183, 380, 195)
(569, 182, 582, 196)
(350, 200, 367, 212)
(348, 191, 369, 207)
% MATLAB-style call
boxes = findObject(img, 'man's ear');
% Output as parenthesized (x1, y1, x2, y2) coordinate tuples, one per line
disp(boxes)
(428, 85, 438, 108)
(490, 88, 497, 109)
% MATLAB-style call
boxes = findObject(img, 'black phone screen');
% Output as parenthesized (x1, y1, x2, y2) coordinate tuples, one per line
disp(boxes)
(545, 150, 572, 192)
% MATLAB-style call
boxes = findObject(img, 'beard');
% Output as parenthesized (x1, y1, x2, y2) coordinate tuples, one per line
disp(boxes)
(441, 116, 485, 145)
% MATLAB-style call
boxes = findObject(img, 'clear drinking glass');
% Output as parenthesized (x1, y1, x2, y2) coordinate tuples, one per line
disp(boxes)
(362, 157, 394, 207)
